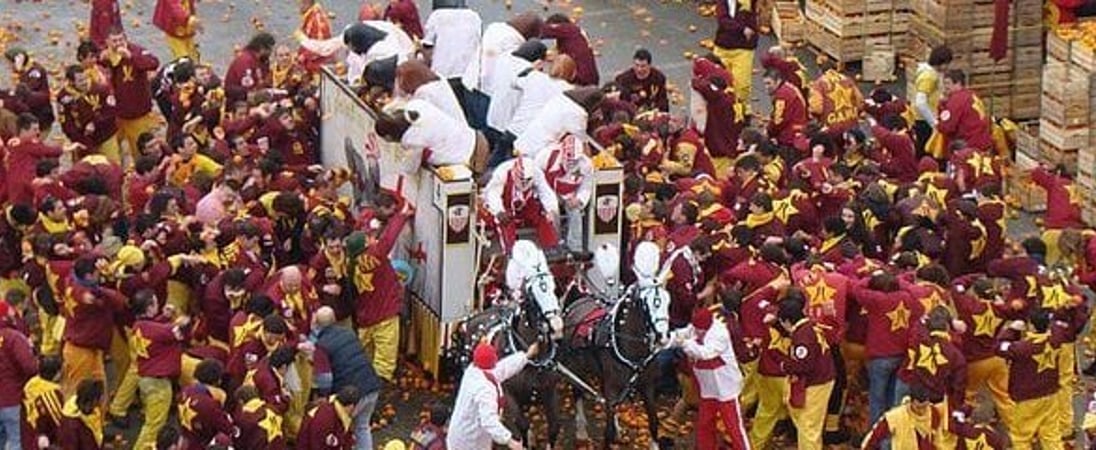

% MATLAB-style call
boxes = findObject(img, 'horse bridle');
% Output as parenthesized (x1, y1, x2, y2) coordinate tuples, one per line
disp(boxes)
(506, 272, 559, 368)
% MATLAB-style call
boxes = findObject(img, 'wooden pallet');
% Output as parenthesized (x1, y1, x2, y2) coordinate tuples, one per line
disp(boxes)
(909, 17, 1044, 51)
(1070, 41, 1096, 72)
(805, 0, 908, 37)
(806, 21, 906, 62)
(1015, 121, 1040, 160)
(983, 93, 1041, 120)
(1039, 119, 1090, 151)
(1048, 29, 1074, 62)
(773, 2, 807, 43)
(1040, 141, 1079, 170)
(816, 0, 911, 15)
(1041, 95, 1090, 128)
(909, 0, 1042, 29)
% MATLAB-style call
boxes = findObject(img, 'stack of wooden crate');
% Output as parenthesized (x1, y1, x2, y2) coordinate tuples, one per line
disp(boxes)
(906, 0, 1043, 120)
(773, 1, 807, 44)
(804, 0, 909, 62)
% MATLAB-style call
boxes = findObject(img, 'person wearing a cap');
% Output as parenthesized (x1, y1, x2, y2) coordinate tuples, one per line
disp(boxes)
(484, 156, 560, 251)
(670, 306, 749, 449)
(447, 340, 539, 450)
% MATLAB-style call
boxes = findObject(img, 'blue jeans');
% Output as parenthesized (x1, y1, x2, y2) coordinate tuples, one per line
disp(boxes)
(866, 356, 908, 425)
(0, 406, 20, 450)
(353, 390, 380, 450)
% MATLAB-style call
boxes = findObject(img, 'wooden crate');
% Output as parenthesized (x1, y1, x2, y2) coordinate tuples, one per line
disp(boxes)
(1048, 29, 1074, 62)
(1007, 165, 1047, 212)
(863, 43, 897, 81)
(773, 2, 807, 43)
(1040, 140, 1079, 169)
(1041, 95, 1090, 128)
(910, 0, 1041, 29)
(1070, 41, 1096, 72)
(807, 21, 906, 62)
(818, 0, 911, 15)
(806, 0, 909, 37)
(1015, 121, 1039, 160)
(1039, 119, 1089, 150)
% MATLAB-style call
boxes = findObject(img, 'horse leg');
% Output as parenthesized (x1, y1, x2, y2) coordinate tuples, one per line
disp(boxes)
(542, 381, 561, 450)
(602, 408, 617, 450)
(642, 384, 661, 450)
(575, 394, 590, 442)
(504, 392, 531, 448)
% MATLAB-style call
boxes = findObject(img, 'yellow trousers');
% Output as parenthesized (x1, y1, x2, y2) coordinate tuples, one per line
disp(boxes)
(94, 134, 122, 165)
(787, 381, 834, 450)
(285, 357, 313, 440)
(108, 363, 138, 417)
(133, 377, 172, 450)
(359, 316, 400, 381)
(61, 343, 105, 398)
(748, 374, 789, 447)
(739, 360, 759, 412)
(1011, 394, 1063, 450)
(179, 353, 202, 387)
(166, 34, 199, 60)
(1057, 342, 1076, 438)
(39, 313, 62, 356)
(116, 114, 157, 163)
(108, 328, 132, 394)
(712, 46, 754, 114)
(965, 356, 1014, 427)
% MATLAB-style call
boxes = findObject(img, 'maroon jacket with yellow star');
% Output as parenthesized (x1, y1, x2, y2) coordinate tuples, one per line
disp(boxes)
(60, 278, 127, 351)
(897, 324, 967, 407)
(782, 318, 835, 407)
(57, 84, 119, 149)
(995, 323, 1068, 402)
(133, 317, 186, 378)
(297, 397, 355, 450)
(179, 383, 235, 450)
(234, 398, 287, 450)
(852, 279, 922, 359)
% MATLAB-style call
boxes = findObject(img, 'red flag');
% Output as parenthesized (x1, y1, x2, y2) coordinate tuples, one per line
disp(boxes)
(989, 0, 1010, 61)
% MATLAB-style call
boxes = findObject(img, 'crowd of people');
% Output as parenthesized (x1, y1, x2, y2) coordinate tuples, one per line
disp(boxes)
(0, 0, 1092, 449)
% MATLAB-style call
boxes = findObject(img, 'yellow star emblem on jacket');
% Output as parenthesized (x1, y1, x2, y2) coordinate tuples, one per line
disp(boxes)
(918, 288, 945, 312)
(259, 408, 285, 442)
(923, 183, 948, 209)
(768, 327, 792, 355)
(772, 195, 799, 224)
(963, 432, 991, 450)
(966, 153, 996, 179)
(803, 277, 835, 309)
(971, 305, 1000, 337)
(132, 327, 152, 359)
(179, 398, 199, 431)
(911, 343, 948, 376)
(886, 301, 911, 331)
(1032, 346, 1059, 373)
(1041, 283, 1073, 309)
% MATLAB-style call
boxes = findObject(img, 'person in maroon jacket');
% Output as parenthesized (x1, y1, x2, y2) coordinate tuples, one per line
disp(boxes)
(854, 271, 922, 425)
(1031, 165, 1084, 230)
(614, 49, 669, 113)
(180, 359, 237, 450)
(543, 14, 599, 86)
(898, 306, 967, 410)
(153, 0, 201, 60)
(383, 0, 424, 40)
(3, 48, 54, 133)
(712, 0, 758, 109)
(690, 55, 743, 160)
(996, 308, 1068, 448)
(7, 114, 68, 207)
(232, 385, 287, 450)
(89, 0, 122, 47)
(59, 257, 128, 398)
(777, 298, 836, 450)
(869, 114, 918, 183)
(20, 356, 64, 450)
(0, 300, 36, 450)
(764, 69, 807, 148)
(224, 33, 276, 104)
(937, 69, 993, 154)
(130, 290, 191, 449)
(101, 28, 161, 161)
(246, 345, 295, 416)
(57, 379, 104, 450)
(57, 65, 121, 163)
(296, 385, 361, 450)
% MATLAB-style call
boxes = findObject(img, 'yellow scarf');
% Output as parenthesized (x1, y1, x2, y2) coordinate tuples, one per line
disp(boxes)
(61, 397, 103, 446)
(745, 211, 774, 229)
(39, 214, 71, 235)
(820, 234, 845, 254)
(324, 248, 347, 279)
(882, 399, 935, 449)
(332, 397, 353, 431)
(242, 397, 266, 414)
(23, 376, 62, 431)
(282, 286, 304, 317)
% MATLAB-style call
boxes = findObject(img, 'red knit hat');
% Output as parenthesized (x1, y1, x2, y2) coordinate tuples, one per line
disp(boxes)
(691, 307, 714, 330)
(472, 341, 498, 370)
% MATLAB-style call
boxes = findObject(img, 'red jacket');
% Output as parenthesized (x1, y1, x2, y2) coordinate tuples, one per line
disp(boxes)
(871, 125, 917, 183)
(997, 324, 1068, 401)
(103, 44, 160, 119)
(783, 319, 835, 391)
(852, 281, 921, 358)
(297, 398, 355, 450)
(89, 0, 122, 46)
(6, 138, 62, 206)
(898, 325, 966, 406)
(354, 213, 410, 327)
(250, 358, 289, 414)
(153, 0, 197, 38)
(234, 398, 288, 450)
(1031, 167, 1084, 229)
(768, 81, 807, 147)
(17, 63, 54, 128)
(0, 325, 36, 407)
(937, 88, 993, 152)
(952, 288, 1007, 362)
(61, 278, 127, 351)
(58, 409, 101, 450)
(179, 384, 236, 450)
(133, 317, 186, 378)
(542, 21, 600, 86)
(224, 49, 271, 104)
(57, 85, 119, 149)
(691, 59, 742, 159)
(714, 0, 758, 50)
(792, 267, 849, 344)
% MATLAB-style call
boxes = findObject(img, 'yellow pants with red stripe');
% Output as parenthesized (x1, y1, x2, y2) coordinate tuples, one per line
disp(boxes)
(1010, 393, 1063, 450)
(747, 374, 789, 448)
(359, 316, 400, 382)
(788, 381, 834, 450)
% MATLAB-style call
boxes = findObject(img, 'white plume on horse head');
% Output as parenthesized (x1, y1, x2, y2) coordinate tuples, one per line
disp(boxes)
(593, 243, 620, 284)
(632, 241, 661, 283)
(505, 240, 563, 339)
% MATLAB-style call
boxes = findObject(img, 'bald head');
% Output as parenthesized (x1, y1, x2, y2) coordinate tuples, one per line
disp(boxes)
(281, 266, 302, 293)
(315, 306, 336, 328)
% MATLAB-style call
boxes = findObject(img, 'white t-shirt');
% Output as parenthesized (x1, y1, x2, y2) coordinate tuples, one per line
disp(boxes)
(479, 22, 525, 92)
(422, 8, 483, 86)
(484, 55, 532, 132)
(400, 99, 475, 167)
(412, 79, 467, 125)
(513, 94, 588, 159)
(508, 71, 569, 136)
(345, 21, 416, 83)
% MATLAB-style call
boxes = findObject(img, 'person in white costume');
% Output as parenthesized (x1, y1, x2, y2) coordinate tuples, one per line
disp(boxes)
(446, 340, 539, 450)
(534, 134, 593, 250)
